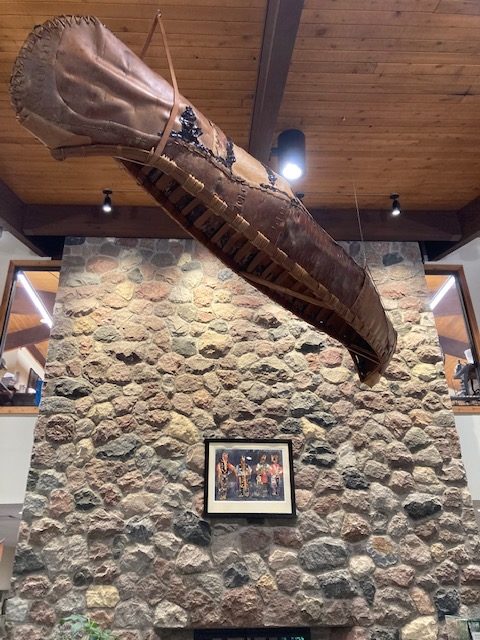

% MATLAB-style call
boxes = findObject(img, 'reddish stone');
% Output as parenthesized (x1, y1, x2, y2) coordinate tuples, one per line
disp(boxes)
(118, 471, 144, 492)
(240, 527, 273, 554)
(18, 575, 51, 599)
(221, 586, 262, 626)
(341, 514, 371, 542)
(94, 561, 119, 582)
(462, 565, 480, 583)
(49, 489, 74, 517)
(276, 566, 303, 593)
(312, 494, 342, 515)
(273, 528, 303, 548)
(49, 575, 72, 599)
(86, 256, 118, 273)
(89, 609, 115, 628)
(461, 586, 480, 605)
(375, 564, 415, 587)
(137, 281, 170, 301)
(89, 542, 111, 561)
(319, 348, 344, 367)
(8, 625, 45, 640)
(263, 591, 302, 626)
(29, 600, 56, 625)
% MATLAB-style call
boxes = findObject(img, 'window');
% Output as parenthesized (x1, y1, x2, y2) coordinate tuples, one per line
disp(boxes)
(425, 264, 480, 406)
(0, 260, 61, 407)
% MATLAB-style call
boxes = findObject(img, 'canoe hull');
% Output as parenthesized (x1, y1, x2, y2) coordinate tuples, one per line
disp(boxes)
(10, 15, 397, 385)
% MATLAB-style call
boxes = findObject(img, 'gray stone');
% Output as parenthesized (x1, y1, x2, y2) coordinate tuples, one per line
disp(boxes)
(370, 631, 399, 640)
(173, 510, 212, 547)
(297, 511, 330, 540)
(22, 493, 47, 520)
(366, 537, 398, 568)
(223, 562, 250, 588)
(403, 493, 442, 520)
(14, 546, 45, 574)
(172, 337, 197, 357)
(383, 252, 403, 266)
(403, 427, 432, 451)
(176, 544, 212, 574)
(343, 467, 370, 490)
(36, 470, 64, 493)
(296, 331, 324, 352)
(359, 577, 376, 605)
(97, 434, 140, 460)
(6, 597, 28, 623)
(301, 441, 336, 468)
(119, 544, 155, 573)
(125, 516, 155, 542)
(40, 396, 76, 415)
(434, 588, 460, 620)
(53, 377, 93, 398)
(74, 488, 101, 511)
(298, 538, 347, 571)
(414, 445, 443, 467)
(154, 601, 188, 629)
(114, 599, 153, 628)
(290, 391, 322, 417)
(319, 570, 357, 598)
(55, 591, 86, 616)
(153, 532, 183, 559)
(370, 483, 399, 513)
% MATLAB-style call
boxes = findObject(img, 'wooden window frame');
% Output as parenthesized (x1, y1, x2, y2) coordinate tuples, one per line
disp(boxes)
(425, 263, 480, 414)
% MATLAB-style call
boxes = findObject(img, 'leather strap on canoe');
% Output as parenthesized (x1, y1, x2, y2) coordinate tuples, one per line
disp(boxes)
(140, 11, 179, 161)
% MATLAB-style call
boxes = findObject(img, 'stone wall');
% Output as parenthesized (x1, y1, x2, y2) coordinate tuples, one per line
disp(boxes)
(6, 238, 480, 640)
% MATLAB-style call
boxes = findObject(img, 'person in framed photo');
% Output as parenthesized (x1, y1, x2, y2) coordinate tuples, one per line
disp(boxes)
(236, 455, 252, 498)
(216, 450, 236, 500)
(269, 453, 283, 496)
(255, 452, 271, 498)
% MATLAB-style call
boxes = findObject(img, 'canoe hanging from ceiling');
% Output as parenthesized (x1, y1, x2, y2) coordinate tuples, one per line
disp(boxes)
(10, 15, 397, 387)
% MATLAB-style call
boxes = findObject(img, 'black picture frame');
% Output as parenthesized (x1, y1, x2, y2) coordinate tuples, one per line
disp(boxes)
(204, 438, 296, 519)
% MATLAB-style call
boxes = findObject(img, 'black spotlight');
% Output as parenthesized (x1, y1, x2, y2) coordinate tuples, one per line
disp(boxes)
(102, 189, 113, 214)
(390, 193, 401, 217)
(277, 129, 306, 182)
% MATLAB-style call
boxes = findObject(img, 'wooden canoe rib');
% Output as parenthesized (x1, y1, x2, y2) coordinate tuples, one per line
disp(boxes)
(10, 15, 397, 386)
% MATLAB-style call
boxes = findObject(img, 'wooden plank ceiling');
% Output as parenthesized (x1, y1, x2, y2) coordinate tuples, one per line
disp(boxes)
(0, 0, 266, 206)
(1, 0, 480, 215)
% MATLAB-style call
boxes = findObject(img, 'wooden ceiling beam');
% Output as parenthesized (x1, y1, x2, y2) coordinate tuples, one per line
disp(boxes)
(0, 179, 45, 255)
(22, 204, 461, 242)
(248, 0, 304, 163)
(4, 324, 51, 351)
(27, 344, 46, 368)
(420, 196, 480, 260)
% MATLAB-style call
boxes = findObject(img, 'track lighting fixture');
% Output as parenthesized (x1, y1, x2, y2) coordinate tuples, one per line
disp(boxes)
(101, 189, 113, 214)
(275, 129, 306, 182)
(390, 193, 401, 217)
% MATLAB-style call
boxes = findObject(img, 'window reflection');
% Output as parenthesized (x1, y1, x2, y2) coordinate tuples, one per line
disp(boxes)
(0, 266, 59, 406)
(425, 269, 480, 404)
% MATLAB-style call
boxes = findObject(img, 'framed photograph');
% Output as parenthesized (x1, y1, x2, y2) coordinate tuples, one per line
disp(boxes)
(204, 439, 296, 518)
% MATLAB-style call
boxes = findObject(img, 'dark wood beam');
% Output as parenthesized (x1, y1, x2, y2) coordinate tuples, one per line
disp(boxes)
(24, 205, 186, 239)
(421, 196, 480, 260)
(311, 209, 462, 242)
(22, 204, 461, 242)
(4, 324, 51, 351)
(248, 0, 304, 163)
(0, 180, 45, 255)
(27, 344, 46, 368)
